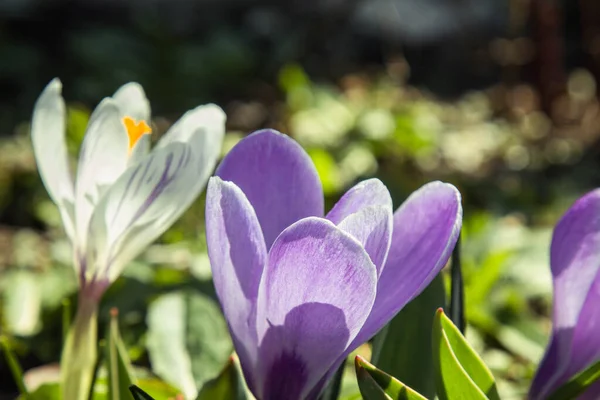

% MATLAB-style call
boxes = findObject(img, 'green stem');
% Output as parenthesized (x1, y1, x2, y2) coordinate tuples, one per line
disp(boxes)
(60, 293, 98, 400)
(0, 336, 29, 396)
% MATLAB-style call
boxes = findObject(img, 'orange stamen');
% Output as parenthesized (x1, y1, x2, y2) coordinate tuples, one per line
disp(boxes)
(122, 116, 151, 153)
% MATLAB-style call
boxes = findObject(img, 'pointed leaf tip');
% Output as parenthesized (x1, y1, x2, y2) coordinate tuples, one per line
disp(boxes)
(433, 310, 499, 400)
(107, 309, 136, 400)
(129, 385, 157, 400)
(355, 356, 427, 400)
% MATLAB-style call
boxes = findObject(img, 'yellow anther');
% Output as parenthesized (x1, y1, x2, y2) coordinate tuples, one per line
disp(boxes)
(122, 116, 151, 153)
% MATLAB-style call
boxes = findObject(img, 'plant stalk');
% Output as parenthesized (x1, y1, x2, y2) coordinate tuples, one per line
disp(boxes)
(60, 293, 98, 400)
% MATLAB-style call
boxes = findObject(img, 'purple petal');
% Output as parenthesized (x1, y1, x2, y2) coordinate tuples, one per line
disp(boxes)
(255, 217, 377, 399)
(329, 179, 393, 275)
(205, 177, 268, 394)
(330, 181, 461, 373)
(326, 178, 392, 224)
(216, 129, 324, 249)
(530, 189, 600, 399)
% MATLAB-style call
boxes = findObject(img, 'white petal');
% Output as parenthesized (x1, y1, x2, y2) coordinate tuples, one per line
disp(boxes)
(85, 104, 225, 281)
(156, 103, 226, 150)
(128, 133, 151, 166)
(74, 98, 129, 253)
(112, 82, 150, 122)
(31, 78, 76, 240)
(85, 139, 198, 281)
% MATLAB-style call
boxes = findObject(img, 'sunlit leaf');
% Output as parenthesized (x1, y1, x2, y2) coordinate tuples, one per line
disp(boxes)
(355, 355, 427, 400)
(27, 383, 60, 400)
(432, 309, 500, 400)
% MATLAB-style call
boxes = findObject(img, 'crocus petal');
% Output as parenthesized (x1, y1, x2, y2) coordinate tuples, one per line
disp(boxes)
(255, 217, 377, 399)
(74, 98, 129, 254)
(341, 182, 461, 365)
(112, 82, 150, 122)
(217, 129, 324, 249)
(155, 104, 225, 151)
(205, 177, 267, 395)
(328, 179, 393, 274)
(31, 78, 76, 240)
(112, 83, 152, 165)
(86, 135, 204, 282)
(155, 103, 226, 186)
(326, 178, 392, 224)
(530, 189, 600, 399)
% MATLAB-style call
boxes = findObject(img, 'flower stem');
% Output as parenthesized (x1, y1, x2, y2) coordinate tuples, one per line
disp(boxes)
(60, 293, 98, 400)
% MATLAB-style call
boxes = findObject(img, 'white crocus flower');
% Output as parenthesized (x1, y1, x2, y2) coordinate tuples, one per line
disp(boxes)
(31, 78, 226, 300)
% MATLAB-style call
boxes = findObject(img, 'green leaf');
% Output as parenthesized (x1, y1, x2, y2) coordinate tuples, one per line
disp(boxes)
(432, 309, 500, 400)
(355, 355, 427, 400)
(133, 378, 182, 399)
(129, 385, 157, 400)
(0, 336, 29, 396)
(27, 383, 61, 400)
(547, 358, 600, 400)
(371, 274, 445, 398)
(106, 308, 136, 400)
(197, 356, 248, 400)
(146, 290, 232, 399)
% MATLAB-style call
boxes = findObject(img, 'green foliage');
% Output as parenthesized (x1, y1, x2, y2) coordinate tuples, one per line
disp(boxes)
(196, 357, 248, 400)
(129, 385, 157, 400)
(371, 275, 445, 398)
(0, 336, 28, 396)
(355, 355, 427, 400)
(432, 309, 500, 400)
(106, 309, 136, 400)
(146, 290, 232, 399)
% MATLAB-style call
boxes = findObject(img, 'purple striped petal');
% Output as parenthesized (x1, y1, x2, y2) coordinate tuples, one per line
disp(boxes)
(216, 129, 324, 249)
(323, 181, 461, 381)
(255, 217, 377, 400)
(205, 177, 268, 395)
(87, 142, 193, 282)
(326, 178, 392, 224)
(530, 189, 600, 399)
(328, 179, 393, 275)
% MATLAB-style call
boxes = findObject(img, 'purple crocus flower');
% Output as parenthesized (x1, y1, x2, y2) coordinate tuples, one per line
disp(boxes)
(205, 129, 462, 400)
(530, 190, 600, 400)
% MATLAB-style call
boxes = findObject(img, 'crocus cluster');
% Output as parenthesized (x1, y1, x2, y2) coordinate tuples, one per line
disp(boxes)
(205, 129, 462, 399)
(530, 189, 600, 400)
(32, 79, 226, 301)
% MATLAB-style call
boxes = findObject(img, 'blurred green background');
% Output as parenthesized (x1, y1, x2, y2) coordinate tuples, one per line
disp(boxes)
(1, 0, 600, 398)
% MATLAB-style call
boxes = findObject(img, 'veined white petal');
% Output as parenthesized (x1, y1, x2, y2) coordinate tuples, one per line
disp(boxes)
(74, 98, 129, 254)
(85, 104, 225, 282)
(128, 134, 151, 166)
(112, 82, 151, 122)
(31, 78, 76, 241)
(156, 103, 226, 149)
(85, 139, 196, 282)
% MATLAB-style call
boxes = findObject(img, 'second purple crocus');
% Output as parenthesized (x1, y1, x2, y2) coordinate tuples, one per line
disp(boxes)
(205, 129, 462, 400)
(530, 189, 600, 400)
